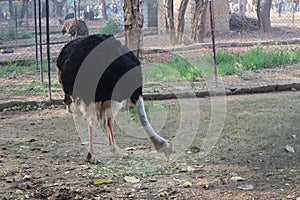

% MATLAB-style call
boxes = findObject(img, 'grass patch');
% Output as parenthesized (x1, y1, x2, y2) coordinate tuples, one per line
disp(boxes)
(0, 61, 24, 77)
(211, 45, 300, 75)
(0, 59, 55, 77)
(99, 19, 120, 35)
(0, 23, 34, 40)
(143, 56, 203, 83)
(29, 59, 55, 72)
(145, 45, 300, 81)
(128, 102, 176, 120)
(2, 103, 58, 112)
(87, 154, 173, 179)
(25, 81, 49, 93)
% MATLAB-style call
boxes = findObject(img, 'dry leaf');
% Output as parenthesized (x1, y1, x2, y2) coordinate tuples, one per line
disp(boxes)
(42, 183, 60, 188)
(230, 176, 246, 181)
(124, 176, 140, 183)
(285, 145, 295, 153)
(197, 179, 211, 189)
(237, 184, 254, 190)
(23, 174, 32, 180)
(182, 181, 192, 188)
(94, 178, 113, 185)
(15, 189, 23, 195)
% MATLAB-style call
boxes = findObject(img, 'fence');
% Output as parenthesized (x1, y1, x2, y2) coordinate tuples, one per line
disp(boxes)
(0, 0, 299, 48)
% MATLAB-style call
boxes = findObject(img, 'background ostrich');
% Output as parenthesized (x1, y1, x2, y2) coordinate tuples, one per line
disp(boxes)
(56, 34, 173, 163)
(61, 18, 89, 40)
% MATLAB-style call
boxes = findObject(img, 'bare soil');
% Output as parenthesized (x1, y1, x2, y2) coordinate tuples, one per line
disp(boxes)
(1, 26, 300, 199)
(0, 91, 299, 200)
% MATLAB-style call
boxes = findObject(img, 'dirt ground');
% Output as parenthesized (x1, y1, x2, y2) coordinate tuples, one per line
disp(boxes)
(1, 25, 300, 199)
(0, 91, 299, 200)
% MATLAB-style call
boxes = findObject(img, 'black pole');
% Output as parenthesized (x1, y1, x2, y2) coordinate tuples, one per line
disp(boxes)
(34, 0, 39, 70)
(38, 0, 43, 83)
(78, 0, 80, 18)
(74, 0, 78, 39)
(209, 0, 217, 83)
(45, 0, 52, 101)
(15, 6, 17, 46)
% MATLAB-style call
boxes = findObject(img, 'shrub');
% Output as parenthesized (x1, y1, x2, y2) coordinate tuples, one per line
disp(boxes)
(99, 19, 120, 35)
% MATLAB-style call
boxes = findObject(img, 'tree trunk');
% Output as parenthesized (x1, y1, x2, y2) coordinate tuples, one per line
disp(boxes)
(239, 0, 247, 19)
(191, 0, 208, 43)
(50, 0, 56, 18)
(165, 0, 176, 44)
(176, 0, 189, 43)
(8, 0, 14, 19)
(20, 0, 29, 21)
(256, 0, 272, 33)
(101, 0, 108, 20)
(124, 0, 144, 60)
(55, 0, 65, 18)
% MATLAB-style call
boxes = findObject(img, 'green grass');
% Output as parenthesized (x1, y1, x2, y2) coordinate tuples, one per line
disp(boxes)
(2, 103, 58, 112)
(143, 56, 204, 83)
(145, 45, 300, 81)
(29, 59, 55, 72)
(99, 19, 121, 35)
(212, 45, 300, 75)
(0, 59, 55, 77)
(0, 61, 24, 77)
(0, 28, 34, 40)
(25, 81, 50, 93)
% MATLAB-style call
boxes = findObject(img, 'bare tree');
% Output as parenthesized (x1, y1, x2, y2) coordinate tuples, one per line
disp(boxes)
(8, 0, 14, 19)
(239, 0, 247, 19)
(20, 0, 29, 21)
(124, 0, 144, 60)
(101, 0, 108, 20)
(191, 0, 208, 43)
(165, 0, 176, 44)
(176, 0, 189, 43)
(256, 0, 272, 33)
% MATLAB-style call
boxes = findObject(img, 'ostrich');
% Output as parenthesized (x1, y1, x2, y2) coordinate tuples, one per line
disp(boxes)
(56, 34, 173, 163)
(61, 18, 89, 40)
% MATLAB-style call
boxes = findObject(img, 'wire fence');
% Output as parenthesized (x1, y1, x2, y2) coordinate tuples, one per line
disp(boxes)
(0, 0, 300, 104)
(0, 0, 300, 59)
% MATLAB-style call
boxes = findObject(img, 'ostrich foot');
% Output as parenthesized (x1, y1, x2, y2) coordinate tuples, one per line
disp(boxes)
(156, 141, 173, 161)
(110, 144, 117, 154)
(85, 152, 100, 164)
(110, 144, 129, 157)
(150, 136, 174, 161)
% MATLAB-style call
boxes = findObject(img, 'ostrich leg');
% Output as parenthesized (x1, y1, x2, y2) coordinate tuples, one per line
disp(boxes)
(85, 123, 97, 163)
(107, 117, 117, 153)
(136, 96, 173, 160)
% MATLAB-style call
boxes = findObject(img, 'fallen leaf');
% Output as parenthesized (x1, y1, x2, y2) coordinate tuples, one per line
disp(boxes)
(232, 129, 242, 134)
(230, 176, 246, 181)
(42, 183, 60, 188)
(237, 184, 254, 191)
(182, 181, 192, 188)
(5, 177, 14, 183)
(285, 145, 295, 153)
(287, 195, 295, 199)
(23, 175, 32, 181)
(173, 177, 181, 182)
(15, 189, 23, 195)
(124, 176, 140, 183)
(187, 166, 195, 172)
(159, 190, 169, 197)
(94, 178, 113, 185)
(125, 146, 147, 151)
(197, 179, 211, 189)
(148, 178, 157, 182)
(197, 179, 209, 186)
